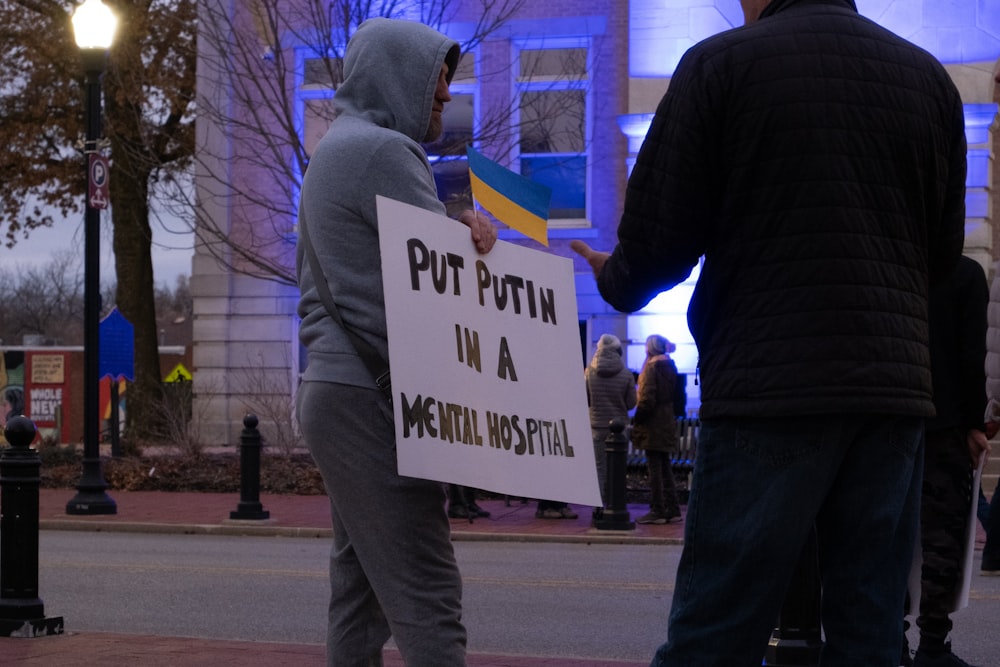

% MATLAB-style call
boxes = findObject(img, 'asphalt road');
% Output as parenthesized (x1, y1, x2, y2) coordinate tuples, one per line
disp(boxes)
(36, 531, 1000, 664)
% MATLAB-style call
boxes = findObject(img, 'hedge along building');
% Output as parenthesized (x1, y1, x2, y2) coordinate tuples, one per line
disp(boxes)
(191, 0, 1000, 445)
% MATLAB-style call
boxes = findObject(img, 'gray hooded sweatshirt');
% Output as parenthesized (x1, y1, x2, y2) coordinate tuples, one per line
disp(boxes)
(296, 18, 460, 388)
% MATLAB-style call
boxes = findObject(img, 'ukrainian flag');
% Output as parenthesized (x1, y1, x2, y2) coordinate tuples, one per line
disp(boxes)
(466, 146, 551, 246)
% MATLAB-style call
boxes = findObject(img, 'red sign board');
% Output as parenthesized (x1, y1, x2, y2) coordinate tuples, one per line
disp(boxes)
(26, 351, 71, 430)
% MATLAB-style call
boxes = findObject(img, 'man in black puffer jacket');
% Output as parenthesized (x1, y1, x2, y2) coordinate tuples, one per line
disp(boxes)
(572, 0, 966, 665)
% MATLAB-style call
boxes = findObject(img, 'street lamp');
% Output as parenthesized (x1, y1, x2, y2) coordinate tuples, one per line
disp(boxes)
(66, 0, 118, 515)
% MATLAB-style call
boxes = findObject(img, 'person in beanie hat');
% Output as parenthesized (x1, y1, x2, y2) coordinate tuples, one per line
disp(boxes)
(632, 334, 682, 524)
(585, 333, 637, 519)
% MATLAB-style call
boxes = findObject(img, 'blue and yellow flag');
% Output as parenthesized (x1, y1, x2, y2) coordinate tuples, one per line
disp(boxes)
(466, 146, 551, 246)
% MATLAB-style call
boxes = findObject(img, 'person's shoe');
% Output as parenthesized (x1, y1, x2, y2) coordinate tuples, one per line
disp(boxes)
(536, 508, 563, 519)
(448, 505, 470, 519)
(636, 512, 668, 525)
(468, 502, 490, 518)
(558, 507, 578, 520)
(663, 508, 682, 523)
(912, 643, 979, 667)
(981, 555, 1000, 575)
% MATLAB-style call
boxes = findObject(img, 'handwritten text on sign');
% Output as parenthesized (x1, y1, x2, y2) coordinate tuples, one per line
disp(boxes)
(377, 196, 599, 506)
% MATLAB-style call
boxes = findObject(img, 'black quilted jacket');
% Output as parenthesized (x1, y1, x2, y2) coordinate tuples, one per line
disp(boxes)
(598, 0, 967, 419)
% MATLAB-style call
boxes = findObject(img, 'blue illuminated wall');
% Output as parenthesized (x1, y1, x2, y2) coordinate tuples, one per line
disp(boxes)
(629, 0, 1000, 77)
(859, 0, 1000, 64)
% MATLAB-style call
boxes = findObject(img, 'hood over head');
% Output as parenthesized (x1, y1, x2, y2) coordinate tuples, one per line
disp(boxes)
(335, 17, 460, 143)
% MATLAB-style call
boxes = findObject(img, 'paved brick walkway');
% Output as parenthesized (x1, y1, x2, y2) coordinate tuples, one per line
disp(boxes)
(37, 489, 686, 544)
(1, 631, 647, 666)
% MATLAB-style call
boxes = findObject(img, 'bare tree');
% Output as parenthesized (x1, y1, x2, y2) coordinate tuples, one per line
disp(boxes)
(0, 0, 198, 439)
(191, 0, 527, 285)
(0, 252, 86, 346)
(0, 252, 192, 349)
(236, 348, 302, 454)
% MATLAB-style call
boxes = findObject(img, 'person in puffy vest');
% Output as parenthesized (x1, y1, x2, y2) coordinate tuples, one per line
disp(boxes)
(585, 333, 637, 515)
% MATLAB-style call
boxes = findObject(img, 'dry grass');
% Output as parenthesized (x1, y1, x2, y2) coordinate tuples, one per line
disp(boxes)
(39, 450, 326, 495)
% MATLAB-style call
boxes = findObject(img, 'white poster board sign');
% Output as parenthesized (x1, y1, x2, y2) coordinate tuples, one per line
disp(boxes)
(377, 196, 601, 506)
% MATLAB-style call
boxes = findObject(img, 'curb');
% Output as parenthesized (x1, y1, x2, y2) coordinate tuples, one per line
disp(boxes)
(40, 520, 333, 539)
(39, 519, 683, 545)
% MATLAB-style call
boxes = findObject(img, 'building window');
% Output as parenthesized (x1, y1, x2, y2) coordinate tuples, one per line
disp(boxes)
(298, 54, 342, 159)
(302, 56, 343, 88)
(516, 41, 590, 225)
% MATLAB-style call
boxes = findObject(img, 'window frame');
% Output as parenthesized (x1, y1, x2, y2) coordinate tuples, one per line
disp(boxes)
(512, 36, 593, 228)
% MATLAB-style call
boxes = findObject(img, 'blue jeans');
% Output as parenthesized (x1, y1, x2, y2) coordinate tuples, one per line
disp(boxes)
(651, 415, 923, 667)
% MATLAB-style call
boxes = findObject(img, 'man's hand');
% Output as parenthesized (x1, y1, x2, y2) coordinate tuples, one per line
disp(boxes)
(570, 240, 610, 278)
(968, 429, 990, 467)
(458, 210, 497, 254)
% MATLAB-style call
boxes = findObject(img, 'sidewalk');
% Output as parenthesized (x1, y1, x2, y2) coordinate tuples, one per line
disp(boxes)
(2, 632, 648, 667)
(6, 489, 675, 666)
(36, 488, 686, 544)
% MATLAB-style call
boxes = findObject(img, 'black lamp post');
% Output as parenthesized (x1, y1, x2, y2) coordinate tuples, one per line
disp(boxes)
(66, 0, 118, 516)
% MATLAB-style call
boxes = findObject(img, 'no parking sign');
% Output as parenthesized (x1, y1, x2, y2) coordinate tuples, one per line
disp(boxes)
(88, 153, 109, 209)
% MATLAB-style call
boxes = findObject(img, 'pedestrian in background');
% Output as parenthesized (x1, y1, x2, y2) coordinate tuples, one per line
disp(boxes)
(571, 0, 967, 662)
(448, 485, 491, 520)
(585, 333, 637, 518)
(534, 498, 579, 520)
(903, 255, 989, 667)
(631, 334, 682, 525)
(295, 17, 497, 667)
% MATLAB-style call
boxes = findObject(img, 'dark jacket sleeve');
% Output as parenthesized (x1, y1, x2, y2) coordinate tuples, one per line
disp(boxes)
(958, 259, 989, 431)
(926, 95, 967, 288)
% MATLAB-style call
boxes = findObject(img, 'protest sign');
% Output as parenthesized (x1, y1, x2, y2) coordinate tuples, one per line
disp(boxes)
(377, 195, 601, 506)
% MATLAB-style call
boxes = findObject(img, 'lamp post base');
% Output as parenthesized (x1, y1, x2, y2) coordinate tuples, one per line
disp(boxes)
(229, 503, 270, 521)
(0, 616, 64, 638)
(594, 509, 635, 531)
(763, 637, 823, 667)
(65, 458, 117, 515)
(65, 491, 117, 515)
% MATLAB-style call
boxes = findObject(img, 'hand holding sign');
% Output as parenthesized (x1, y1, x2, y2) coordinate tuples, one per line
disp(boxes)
(569, 240, 610, 279)
(457, 209, 497, 254)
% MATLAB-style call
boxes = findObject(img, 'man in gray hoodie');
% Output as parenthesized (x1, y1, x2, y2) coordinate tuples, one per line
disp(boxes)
(296, 17, 496, 667)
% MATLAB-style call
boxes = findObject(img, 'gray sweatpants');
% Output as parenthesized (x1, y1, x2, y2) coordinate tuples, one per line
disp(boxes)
(297, 381, 466, 667)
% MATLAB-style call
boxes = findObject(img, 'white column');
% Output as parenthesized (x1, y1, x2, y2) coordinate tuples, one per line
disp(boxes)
(964, 103, 998, 271)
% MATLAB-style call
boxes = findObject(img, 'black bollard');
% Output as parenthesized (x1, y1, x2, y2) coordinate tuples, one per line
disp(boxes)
(0, 416, 64, 637)
(764, 525, 822, 666)
(594, 420, 635, 531)
(229, 414, 270, 521)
